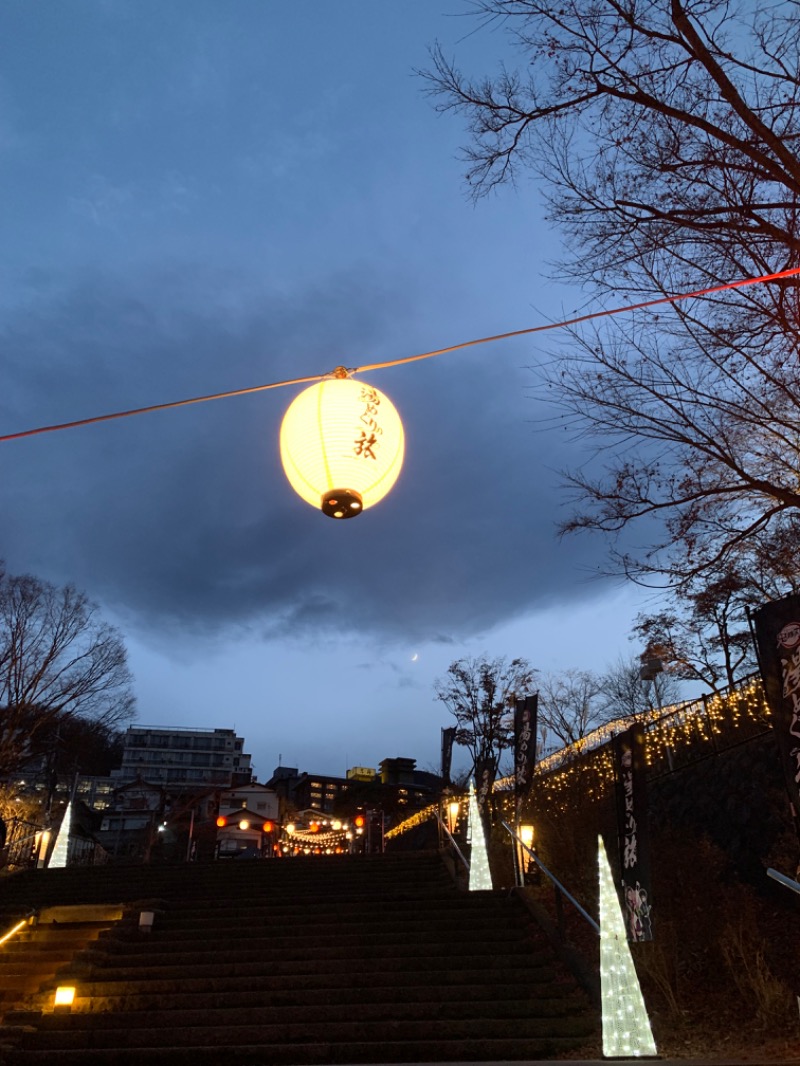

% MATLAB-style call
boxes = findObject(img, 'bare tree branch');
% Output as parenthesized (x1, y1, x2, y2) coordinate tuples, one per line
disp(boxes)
(0, 566, 135, 775)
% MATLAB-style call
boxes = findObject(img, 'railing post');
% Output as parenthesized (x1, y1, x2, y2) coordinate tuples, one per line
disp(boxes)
(554, 884, 565, 941)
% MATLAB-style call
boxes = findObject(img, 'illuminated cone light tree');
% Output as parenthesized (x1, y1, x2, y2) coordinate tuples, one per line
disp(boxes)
(598, 835, 657, 1058)
(467, 779, 493, 891)
(280, 371, 404, 518)
(48, 802, 73, 869)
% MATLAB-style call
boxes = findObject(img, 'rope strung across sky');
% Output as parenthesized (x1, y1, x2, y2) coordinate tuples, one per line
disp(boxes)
(2, 265, 798, 445)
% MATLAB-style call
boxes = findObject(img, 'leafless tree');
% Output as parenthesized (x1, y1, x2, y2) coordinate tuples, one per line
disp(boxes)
(634, 574, 760, 694)
(422, 0, 800, 583)
(537, 668, 606, 748)
(434, 654, 537, 777)
(598, 654, 682, 721)
(0, 566, 135, 775)
(632, 519, 800, 690)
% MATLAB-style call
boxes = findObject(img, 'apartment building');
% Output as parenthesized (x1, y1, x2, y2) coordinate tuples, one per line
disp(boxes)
(111, 725, 253, 789)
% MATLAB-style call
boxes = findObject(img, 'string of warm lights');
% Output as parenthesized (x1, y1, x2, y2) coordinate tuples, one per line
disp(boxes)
(388, 673, 771, 836)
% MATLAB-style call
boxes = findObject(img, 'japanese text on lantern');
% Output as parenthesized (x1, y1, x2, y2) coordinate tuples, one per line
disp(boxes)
(354, 387, 382, 460)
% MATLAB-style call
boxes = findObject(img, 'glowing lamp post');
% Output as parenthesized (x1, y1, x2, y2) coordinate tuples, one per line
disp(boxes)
(280, 371, 404, 518)
(517, 823, 535, 884)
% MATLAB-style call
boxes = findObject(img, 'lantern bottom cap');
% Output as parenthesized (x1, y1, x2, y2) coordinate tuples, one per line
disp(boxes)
(321, 488, 363, 519)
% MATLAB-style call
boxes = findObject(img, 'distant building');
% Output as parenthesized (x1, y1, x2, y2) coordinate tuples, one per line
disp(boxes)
(379, 757, 416, 786)
(96, 777, 166, 859)
(219, 782, 279, 820)
(291, 772, 351, 814)
(264, 766, 351, 814)
(265, 758, 441, 822)
(347, 766, 376, 782)
(215, 784, 280, 859)
(111, 726, 253, 790)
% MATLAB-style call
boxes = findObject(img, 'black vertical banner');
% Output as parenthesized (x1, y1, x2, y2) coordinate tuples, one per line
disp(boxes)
(752, 593, 800, 831)
(613, 723, 653, 941)
(441, 727, 456, 786)
(514, 695, 538, 801)
(474, 754, 495, 833)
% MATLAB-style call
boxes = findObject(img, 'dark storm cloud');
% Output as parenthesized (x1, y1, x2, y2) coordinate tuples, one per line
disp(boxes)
(0, 264, 617, 645)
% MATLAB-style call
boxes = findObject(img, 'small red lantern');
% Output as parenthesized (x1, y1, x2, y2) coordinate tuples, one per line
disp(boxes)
(262, 821, 274, 833)
(354, 815, 365, 828)
(216, 816, 227, 828)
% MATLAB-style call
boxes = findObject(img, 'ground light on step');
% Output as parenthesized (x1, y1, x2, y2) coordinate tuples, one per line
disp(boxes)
(53, 986, 75, 1011)
(598, 835, 657, 1059)
(139, 911, 155, 933)
(467, 779, 492, 891)
(279, 372, 404, 518)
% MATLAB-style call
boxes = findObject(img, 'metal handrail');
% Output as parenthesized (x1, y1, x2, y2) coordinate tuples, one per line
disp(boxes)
(0, 909, 36, 948)
(501, 820, 599, 935)
(435, 814, 470, 875)
(767, 867, 800, 896)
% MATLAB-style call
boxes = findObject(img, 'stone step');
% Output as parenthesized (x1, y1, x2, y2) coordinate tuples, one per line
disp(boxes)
(0, 959, 74, 976)
(4, 1033, 592, 1064)
(67, 951, 558, 983)
(13, 925, 115, 947)
(53, 965, 565, 999)
(98, 912, 525, 943)
(93, 930, 526, 957)
(19, 982, 584, 1015)
(79, 934, 538, 967)
(1, 885, 459, 914)
(157, 896, 503, 924)
(24, 1014, 597, 1051)
(0, 855, 447, 894)
(32, 995, 590, 1031)
(0, 975, 56, 994)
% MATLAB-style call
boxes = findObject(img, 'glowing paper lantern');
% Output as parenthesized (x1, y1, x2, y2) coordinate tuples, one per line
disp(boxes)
(280, 373, 404, 518)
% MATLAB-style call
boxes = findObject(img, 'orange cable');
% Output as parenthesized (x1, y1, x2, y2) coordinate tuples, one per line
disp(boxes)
(2, 265, 798, 444)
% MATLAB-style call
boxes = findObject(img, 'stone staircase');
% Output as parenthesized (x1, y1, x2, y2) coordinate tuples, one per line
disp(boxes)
(0, 905, 122, 1008)
(0, 851, 598, 1064)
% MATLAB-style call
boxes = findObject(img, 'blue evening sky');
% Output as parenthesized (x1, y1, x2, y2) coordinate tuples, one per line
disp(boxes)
(0, 2, 658, 780)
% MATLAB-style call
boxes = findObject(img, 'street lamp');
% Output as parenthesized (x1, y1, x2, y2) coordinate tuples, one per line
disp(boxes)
(517, 823, 535, 884)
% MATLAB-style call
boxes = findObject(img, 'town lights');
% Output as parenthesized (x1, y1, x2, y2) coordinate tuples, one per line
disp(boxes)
(279, 371, 404, 519)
